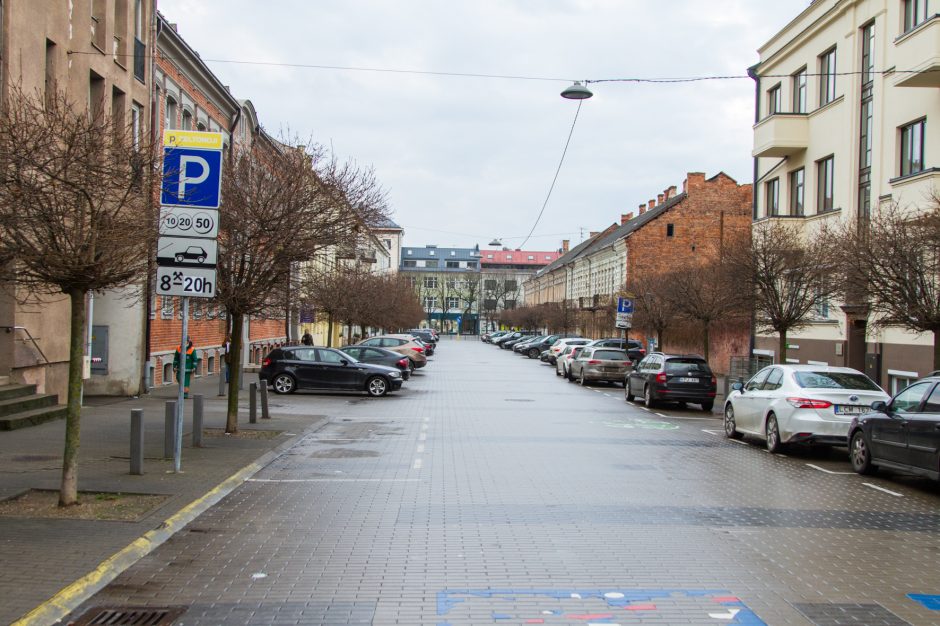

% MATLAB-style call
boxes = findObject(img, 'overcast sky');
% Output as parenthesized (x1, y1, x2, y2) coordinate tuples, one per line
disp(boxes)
(159, 0, 809, 251)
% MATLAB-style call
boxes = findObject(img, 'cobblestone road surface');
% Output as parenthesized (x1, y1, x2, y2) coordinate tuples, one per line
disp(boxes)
(67, 339, 940, 625)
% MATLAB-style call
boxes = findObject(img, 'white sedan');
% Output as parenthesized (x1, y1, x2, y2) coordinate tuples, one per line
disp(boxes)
(723, 364, 889, 452)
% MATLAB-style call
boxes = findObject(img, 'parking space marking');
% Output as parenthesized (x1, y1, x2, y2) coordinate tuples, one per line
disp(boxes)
(806, 463, 854, 475)
(660, 415, 720, 421)
(729, 439, 749, 445)
(418, 432, 427, 441)
(702, 429, 722, 436)
(248, 478, 421, 483)
(416, 444, 425, 453)
(413, 458, 423, 470)
(863, 482, 904, 497)
(654, 413, 667, 418)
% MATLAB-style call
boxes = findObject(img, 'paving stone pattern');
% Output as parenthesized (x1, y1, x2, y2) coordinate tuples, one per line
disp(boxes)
(65, 340, 940, 625)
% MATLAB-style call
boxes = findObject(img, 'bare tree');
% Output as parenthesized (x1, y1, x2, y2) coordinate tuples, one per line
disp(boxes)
(455, 274, 480, 334)
(0, 87, 155, 506)
(831, 198, 940, 368)
(624, 274, 676, 348)
(727, 222, 837, 362)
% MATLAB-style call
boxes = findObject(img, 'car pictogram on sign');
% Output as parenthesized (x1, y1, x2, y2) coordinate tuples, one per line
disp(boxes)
(175, 246, 208, 263)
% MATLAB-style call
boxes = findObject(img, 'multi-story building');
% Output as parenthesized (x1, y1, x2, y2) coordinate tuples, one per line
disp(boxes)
(479, 248, 561, 332)
(401, 245, 482, 334)
(0, 0, 154, 398)
(372, 218, 404, 274)
(751, 0, 939, 391)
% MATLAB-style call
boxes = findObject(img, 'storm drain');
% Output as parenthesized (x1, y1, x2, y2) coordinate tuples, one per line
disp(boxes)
(70, 606, 185, 626)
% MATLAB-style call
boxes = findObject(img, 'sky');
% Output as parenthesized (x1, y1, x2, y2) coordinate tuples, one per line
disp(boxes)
(158, 0, 810, 252)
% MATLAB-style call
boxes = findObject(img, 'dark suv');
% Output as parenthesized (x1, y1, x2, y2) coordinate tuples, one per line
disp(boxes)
(625, 352, 716, 412)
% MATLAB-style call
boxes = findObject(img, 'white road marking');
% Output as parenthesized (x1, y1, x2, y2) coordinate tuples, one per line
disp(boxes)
(413, 458, 423, 470)
(416, 444, 425, 453)
(603, 393, 612, 397)
(418, 433, 427, 441)
(709, 608, 740, 620)
(863, 482, 903, 497)
(702, 429, 722, 436)
(806, 463, 854, 475)
(654, 413, 667, 418)
(661, 415, 720, 421)
(248, 478, 422, 483)
(639, 407, 650, 412)
(729, 439, 749, 445)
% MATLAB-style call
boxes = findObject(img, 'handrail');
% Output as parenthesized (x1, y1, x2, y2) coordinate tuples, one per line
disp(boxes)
(0, 326, 51, 365)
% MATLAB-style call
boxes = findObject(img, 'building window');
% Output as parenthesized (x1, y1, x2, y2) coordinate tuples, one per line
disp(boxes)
(45, 40, 57, 110)
(666, 223, 675, 237)
(446, 260, 460, 268)
(424, 276, 438, 289)
(817, 156, 835, 213)
(484, 279, 497, 290)
(89, 71, 105, 118)
(446, 297, 460, 309)
(504, 280, 517, 291)
(486, 254, 494, 259)
(765, 178, 780, 217)
(428, 250, 435, 256)
(792, 68, 807, 113)
(767, 84, 782, 116)
(165, 97, 177, 130)
(160, 296, 174, 319)
(814, 284, 829, 318)
(789, 169, 805, 216)
(466, 262, 476, 269)
(402, 259, 417, 267)
(406, 249, 412, 255)
(383, 239, 391, 249)
(506, 255, 512, 260)
(450, 250, 456, 256)
(182, 109, 192, 130)
(900, 118, 926, 177)
(423, 297, 438, 309)
(131, 102, 142, 150)
(819, 47, 837, 106)
(904, 0, 928, 32)
(527, 255, 535, 260)
(424, 259, 438, 268)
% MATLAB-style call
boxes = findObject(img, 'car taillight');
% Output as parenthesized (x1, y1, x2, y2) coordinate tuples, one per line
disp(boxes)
(655, 372, 667, 383)
(263, 357, 271, 367)
(411, 346, 424, 353)
(786, 397, 833, 409)
(711, 376, 717, 385)
(622, 362, 632, 366)
(397, 358, 408, 367)
(588, 360, 601, 364)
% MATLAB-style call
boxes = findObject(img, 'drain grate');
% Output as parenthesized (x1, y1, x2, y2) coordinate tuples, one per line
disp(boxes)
(70, 606, 186, 626)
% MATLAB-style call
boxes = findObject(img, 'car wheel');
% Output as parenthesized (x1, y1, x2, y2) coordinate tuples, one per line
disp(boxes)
(579, 372, 587, 386)
(366, 376, 389, 397)
(567, 368, 575, 382)
(528, 348, 540, 359)
(677, 401, 687, 409)
(849, 430, 876, 475)
(625, 381, 635, 402)
(723, 404, 742, 439)
(555, 367, 561, 377)
(408, 360, 415, 373)
(644, 385, 655, 408)
(701, 401, 714, 412)
(765, 413, 783, 453)
(272, 373, 296, 394)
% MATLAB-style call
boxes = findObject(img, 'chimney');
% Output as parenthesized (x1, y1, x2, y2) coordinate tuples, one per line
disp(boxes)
(639, 203, 646, 215)
(664, 185, 677, 200)
(657, 194, 664, 205)
(621, 212, 634, 225)
(648, 199, 656, 211)
(561, 239, 570, 253)
(684, 172, 706, 193)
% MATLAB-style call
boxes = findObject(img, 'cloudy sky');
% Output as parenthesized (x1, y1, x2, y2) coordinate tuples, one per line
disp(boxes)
(159, 0, 809, 251)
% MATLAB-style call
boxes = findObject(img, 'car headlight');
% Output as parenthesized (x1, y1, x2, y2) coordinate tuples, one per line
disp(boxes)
(389, 371, 401, 378)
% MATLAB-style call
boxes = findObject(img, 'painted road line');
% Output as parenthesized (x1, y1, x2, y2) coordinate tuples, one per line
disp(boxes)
(248, 478, 421, 483)
(863, 482, 904, 497)
(654, 413, 667, 418)
(603, 393, 612, 397)
(806, 463, 854, 475)
(413, 458, 423, 470)
(702, 429, 723, 436)
(729, 439, 749, 445)
(661, 415, 721, 421)
(417, 444, 425, 453)
(418, 432, 427, 441)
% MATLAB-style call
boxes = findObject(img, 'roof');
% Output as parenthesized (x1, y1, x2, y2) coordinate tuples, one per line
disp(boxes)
(372, 216, 402, 230)
(401, 246, 479, 261)
(480, 250, 561, 266)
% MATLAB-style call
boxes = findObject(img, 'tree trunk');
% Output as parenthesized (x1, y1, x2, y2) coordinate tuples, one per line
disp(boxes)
(327, 312, 334, 347)
(778, 329, 788, 365)
(225, 312, 244, 433)
(934, 330, 940, 370)
(59, 287, 87, 507)
(702, 322, 710, 363)
(657, 328, 664, 350)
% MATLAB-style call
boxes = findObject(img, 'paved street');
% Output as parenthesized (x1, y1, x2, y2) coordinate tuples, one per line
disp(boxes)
(65, 338, 940, 625)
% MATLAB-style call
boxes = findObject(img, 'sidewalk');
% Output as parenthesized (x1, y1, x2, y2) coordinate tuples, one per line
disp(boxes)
(0, 374, 327, 626)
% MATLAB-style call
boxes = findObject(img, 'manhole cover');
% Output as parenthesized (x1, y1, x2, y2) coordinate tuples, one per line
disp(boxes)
(70, 606, 185, 625)
(310, 448, 380, 458)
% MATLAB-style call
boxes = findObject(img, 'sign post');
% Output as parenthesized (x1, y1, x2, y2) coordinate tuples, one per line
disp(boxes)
(156, 130, 223, 473)
(616, 297, 634, 343)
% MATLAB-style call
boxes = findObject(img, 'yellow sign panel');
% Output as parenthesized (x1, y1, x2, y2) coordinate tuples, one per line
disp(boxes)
(163, 130, 223, 150)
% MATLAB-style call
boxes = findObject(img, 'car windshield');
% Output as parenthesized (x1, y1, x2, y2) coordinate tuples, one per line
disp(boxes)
(334, 350, 359, 363)
(665, 359, 712, 375)
(793, 371, 881, 391)
(593, 349, 628, 360)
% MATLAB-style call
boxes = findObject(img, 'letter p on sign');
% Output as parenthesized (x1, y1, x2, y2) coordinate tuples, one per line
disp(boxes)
(161, 147, 222, 209)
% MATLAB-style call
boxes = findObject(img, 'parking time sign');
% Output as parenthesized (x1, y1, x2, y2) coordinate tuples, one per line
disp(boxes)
(161, 147, 223, 208)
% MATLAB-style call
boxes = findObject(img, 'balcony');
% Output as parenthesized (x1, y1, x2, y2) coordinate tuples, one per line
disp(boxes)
(894, 16, 940, 88)
(888, 168, 940, 205)
(752, 114, 809, 158)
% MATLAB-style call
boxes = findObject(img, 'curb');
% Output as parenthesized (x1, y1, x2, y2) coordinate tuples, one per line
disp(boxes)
(12, 417, 328, 626)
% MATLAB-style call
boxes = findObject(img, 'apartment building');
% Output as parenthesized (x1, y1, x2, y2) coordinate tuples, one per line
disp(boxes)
(400, 245, 482, 334)
(0, 0, 154, 398)
(751, 0, 939, 391)
(479, 248, 561, 332)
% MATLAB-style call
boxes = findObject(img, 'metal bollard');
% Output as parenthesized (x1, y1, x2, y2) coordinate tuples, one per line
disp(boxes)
(192, 394, 203, 447)
(249, 382, 257, 424)
(260, 382, 270, 419)
(218, 365, 226, 397)
(164, 401, 176, 459)
(130, 409, 144, 475)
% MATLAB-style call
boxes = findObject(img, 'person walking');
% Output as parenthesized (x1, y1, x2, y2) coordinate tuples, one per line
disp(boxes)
(301, 331, 313, 346)
(173, 337, 197, 399)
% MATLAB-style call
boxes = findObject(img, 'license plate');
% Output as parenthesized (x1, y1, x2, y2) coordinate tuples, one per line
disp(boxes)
(834, 405, 868, 415)
(678, 377, 699, 383)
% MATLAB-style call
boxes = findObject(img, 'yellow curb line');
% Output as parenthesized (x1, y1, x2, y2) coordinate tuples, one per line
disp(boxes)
(11, 426, 316, 626)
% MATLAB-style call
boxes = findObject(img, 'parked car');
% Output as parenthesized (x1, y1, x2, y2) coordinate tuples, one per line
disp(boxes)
(627, 353, 717, 412)
(521, 334, 580, 359)
(724, 364, 889, 452)
(260, 346, 403, 397)
(512, 335, 547, 354)
(547, 338, 589, 364)
(586, 338, 647, 362)
(495, 330, 537, 349)
(482, 330, 509, 343)
(409, 336, 435, 356)
(569, 347, 631, 386)
(339, 345, 412, 380)
(848, 376, 940, 480)
(556, 345, 587, 379)
(355, 335, 428, 371)
(406, 329, 438, 347)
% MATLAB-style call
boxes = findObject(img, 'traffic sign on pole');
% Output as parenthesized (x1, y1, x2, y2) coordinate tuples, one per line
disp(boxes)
(156, 266, 217, 298)
(159, 206, 219, 238)
(157, 236, 218, 268)
(161, 147, 223, 208)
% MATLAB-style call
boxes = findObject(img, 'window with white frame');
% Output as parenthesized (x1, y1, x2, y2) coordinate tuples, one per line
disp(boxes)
(423, 296, 438, 309)
(160, 295, 174, 319)
(424, 276, 438, 289)
(446, 297, 459, 309)
(165, 96, 177, 129)
(900, 118, 926, 177)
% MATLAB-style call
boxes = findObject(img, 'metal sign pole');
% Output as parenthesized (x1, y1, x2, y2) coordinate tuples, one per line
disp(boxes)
(174, 296, 189, 473)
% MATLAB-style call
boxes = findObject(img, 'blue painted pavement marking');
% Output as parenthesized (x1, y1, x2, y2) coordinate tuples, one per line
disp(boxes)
(908, 593, 940, 611)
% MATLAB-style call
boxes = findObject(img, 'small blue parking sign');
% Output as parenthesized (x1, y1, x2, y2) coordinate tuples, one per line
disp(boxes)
(617, 297, 634, 314)
(161, 147, 223, 208)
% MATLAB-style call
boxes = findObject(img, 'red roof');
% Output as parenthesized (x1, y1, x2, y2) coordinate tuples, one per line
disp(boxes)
(480, 250, 561, 266)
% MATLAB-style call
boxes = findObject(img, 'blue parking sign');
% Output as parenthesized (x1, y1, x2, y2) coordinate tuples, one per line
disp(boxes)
(617, 297, 634, 314)
(161, 147, 223, 208)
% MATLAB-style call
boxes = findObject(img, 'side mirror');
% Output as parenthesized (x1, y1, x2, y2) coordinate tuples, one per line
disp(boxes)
(731, 382, 744, 392)
(870, 400, 888, 413)
(340, 359, 349, 366)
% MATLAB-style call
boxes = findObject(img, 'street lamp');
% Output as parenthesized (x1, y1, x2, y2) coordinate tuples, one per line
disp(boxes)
(560, 81, 593, 100)
(488, 238, 502, 247)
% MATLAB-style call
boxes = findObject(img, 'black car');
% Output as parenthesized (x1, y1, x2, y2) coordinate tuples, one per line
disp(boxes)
(406, 329, 438, 348)
(522, 334, 580, 359)
(589, 338, 647, 362)
(625, 352, 716, 412)
(260, 346, 403, 397)
(340, 345, 412, 380)
(498, 331, 538, 350)
(849, 376, 940, 481)
(512, 335, 547, 354)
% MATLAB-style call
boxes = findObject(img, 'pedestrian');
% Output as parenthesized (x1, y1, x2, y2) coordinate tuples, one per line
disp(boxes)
(173, 336, 197, 398)
(301, 331, 313, 346)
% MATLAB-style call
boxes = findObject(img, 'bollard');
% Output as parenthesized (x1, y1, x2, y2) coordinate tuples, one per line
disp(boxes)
(260, 382, 270, 419)
(249, 382, 257, 424)
(192, 394, 203, 447)
(218, 365, 226, 397)
(130, 409, 144, 475)
(164, 401, 177, 459)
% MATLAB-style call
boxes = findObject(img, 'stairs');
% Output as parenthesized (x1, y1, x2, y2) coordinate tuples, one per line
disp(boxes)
(0, 383, 67, 430)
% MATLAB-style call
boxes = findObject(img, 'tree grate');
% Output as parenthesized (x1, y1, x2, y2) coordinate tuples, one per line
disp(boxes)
(70, 606, 186, 626)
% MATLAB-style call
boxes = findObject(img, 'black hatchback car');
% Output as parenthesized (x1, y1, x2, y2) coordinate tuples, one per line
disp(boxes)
(339, 345, 411, 380)
(848, 376, 940, 481)
(625, 352, 717, 412)
(260, 346, 403, 397)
